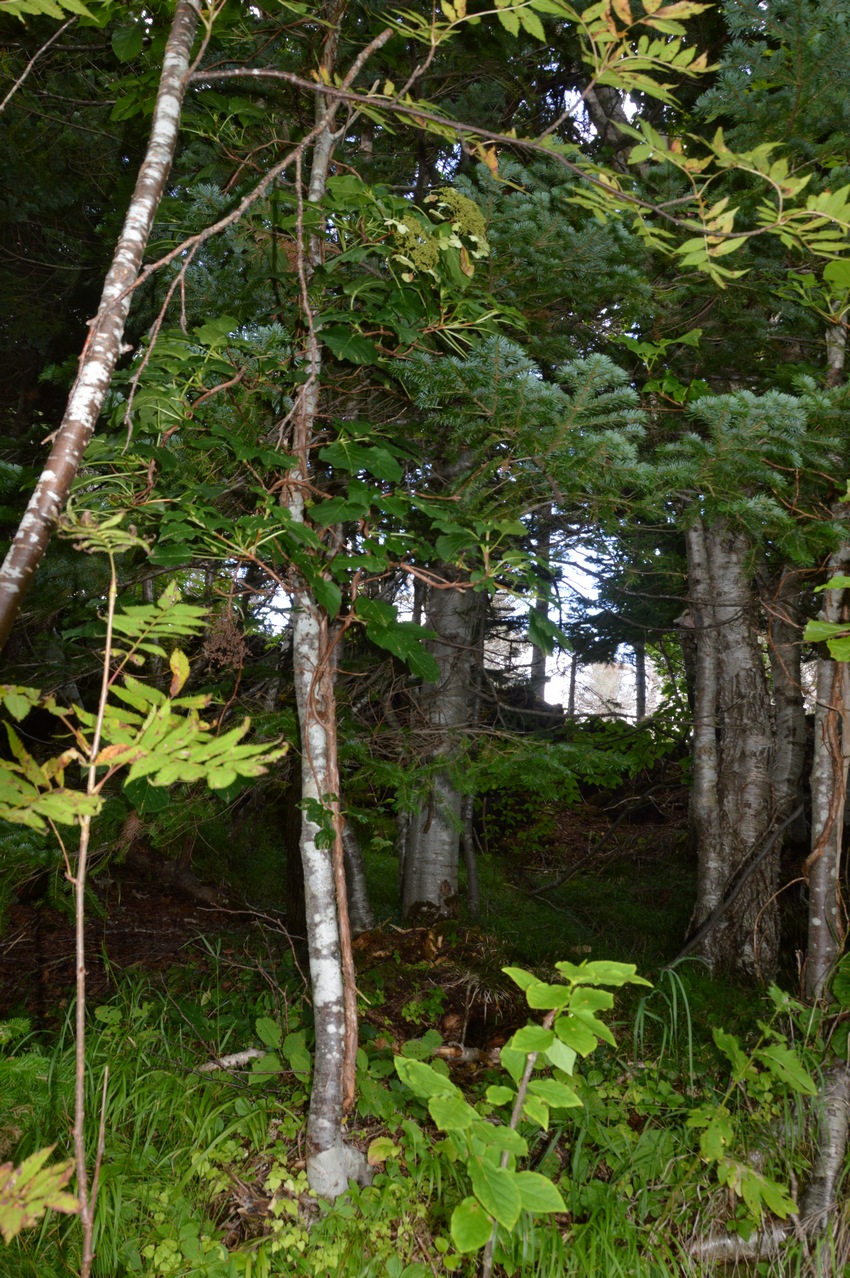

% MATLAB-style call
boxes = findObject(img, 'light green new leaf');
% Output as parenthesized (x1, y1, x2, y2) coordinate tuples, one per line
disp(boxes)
(527, 1078, 581, 1109)
(508, 1025, 554, 1053)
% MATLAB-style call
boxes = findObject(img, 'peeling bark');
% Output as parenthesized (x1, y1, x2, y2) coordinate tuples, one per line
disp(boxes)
(0, 0, 201, 654)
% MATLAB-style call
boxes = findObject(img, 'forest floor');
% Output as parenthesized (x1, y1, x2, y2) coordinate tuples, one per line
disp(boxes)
(0, 770, 693, 1035)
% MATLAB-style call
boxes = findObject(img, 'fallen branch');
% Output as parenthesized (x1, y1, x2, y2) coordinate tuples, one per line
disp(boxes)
(199, 1049, 266, 1073)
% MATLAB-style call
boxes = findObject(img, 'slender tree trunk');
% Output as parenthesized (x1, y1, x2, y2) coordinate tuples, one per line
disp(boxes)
(806, 319, 850, 998)
(686, 519, 777, 977)
(0, 0, 201, 654)
(342, 822, 374, 936)
(567, 651, 577, 718)
(768, 569, 808, 845)
(529, 509, 551, 700)
(806, 546, 850, 999)
(634, 638, 647, 722)
(282, 8, 391, 1197)
(685, 520, 722, 908)
(401, 574, 486, 918)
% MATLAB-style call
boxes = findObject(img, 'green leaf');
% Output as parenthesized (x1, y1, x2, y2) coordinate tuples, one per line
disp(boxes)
(111, 21, 144, 62)
(468, 1157, 522, 1230)
(553, 1014, 598, 1056)
(832, 955, 850, 1007)
(757, 1044, 817, 1096)
(508, 1025, 554, 1053)
(312, 577, 342, 617)
(322, 327, 380, 365)
(256, 1017, 281, 1050)
(528, 609, 571, 656)
(485, 1085, 515, 1106)
(553, 960, 651, 988)
(367, 1137, 401, 1165)
(527, 1078, 581, 1109)
(469, 1122, 527, 1157)
(450, 1197, 493, 1253)
(122, 777, 171, 815)
(525, 983, 572, 1011)
(319, 441, 403, 483)
(502, 966, 537, 991)
(513, 1171, 566, 1214)
(395, 1056, 457, 1098)
(543, 1037, 577, 1075)
(429, 1093, 477, 1131)
(521, 1094, 550, 1129)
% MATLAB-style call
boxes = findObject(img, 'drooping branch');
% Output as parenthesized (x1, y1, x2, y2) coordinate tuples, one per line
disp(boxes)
(0, 0, 202, 654)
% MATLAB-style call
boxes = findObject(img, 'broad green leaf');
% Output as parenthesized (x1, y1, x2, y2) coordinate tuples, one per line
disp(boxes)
(450, 1197, 493, 1253)
(521, 1094, 549, 1129)
(527, 1077, 581, 1108)
(469, 1122, 527, 1157)
(513, 1171, 566, 1214)
(543, 1037, 577, 1074)
(429, 1093, 477, 1131)
(712, 1027, 748, 1076)
(525, 983, 572, 1011)
(508, 1025, 554, 1053)
(395, 1056, 456, 1098)
(554, 1014, 598, 1056)
(553, 959, 651, 988)
(485, 1085, 515, 1105)
(502, 966, 537, 991)
(111, 21, 144, 62)
(468, 1156, 522, 1229)
(255, 1017, 281, 1050)
(322, 327, 379, 365)
(319, 441, 403, 483)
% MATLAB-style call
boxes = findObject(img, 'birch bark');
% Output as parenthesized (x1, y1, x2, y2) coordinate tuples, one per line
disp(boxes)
(0, 0, 201, 653)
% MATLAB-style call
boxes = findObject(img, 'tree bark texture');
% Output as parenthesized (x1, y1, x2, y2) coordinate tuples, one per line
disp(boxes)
(767, 569, 808, 844)
(401, 576, 486, 918)
(806, 545, 850, 1000)
(0, 0, 201, 654)
(686, 519, 777, 977)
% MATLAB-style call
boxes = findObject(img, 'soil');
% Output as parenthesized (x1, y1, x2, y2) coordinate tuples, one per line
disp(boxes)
(0, 862, 242, 1027)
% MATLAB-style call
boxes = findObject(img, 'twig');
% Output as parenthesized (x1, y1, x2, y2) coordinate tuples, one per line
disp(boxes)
(0, 18, 76, 114)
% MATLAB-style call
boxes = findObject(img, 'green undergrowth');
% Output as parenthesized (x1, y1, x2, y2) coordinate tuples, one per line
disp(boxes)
(3, 943, 848, 1278)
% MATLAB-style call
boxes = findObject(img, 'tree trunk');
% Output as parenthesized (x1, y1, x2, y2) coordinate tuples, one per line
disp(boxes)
(806, 546, 850, 999)
(281, 7, 391, 1198)
(0, 0, 201, 654)
(634, 638, 647, 722)
(401, 575, 486, 918)
(342, 822, 374, 936)
(686, 519, 777, 978)
(767, 569, 808, 845)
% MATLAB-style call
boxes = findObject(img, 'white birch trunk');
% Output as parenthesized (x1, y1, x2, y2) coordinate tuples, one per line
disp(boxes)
(0, 0, 200, 652)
